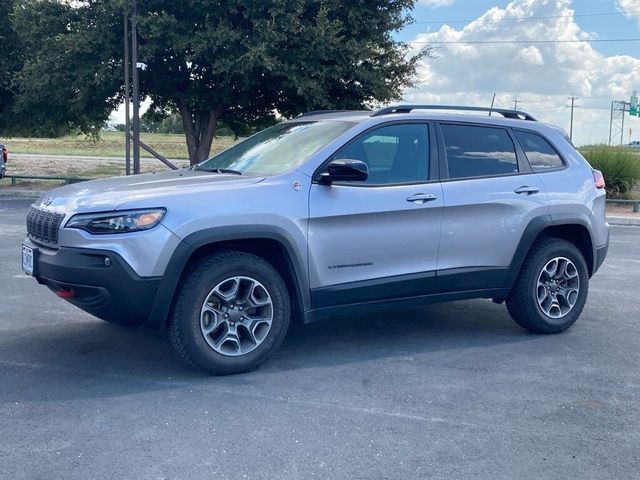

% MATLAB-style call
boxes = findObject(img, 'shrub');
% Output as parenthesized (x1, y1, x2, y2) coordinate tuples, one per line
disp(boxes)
(579, 145, 640, 197)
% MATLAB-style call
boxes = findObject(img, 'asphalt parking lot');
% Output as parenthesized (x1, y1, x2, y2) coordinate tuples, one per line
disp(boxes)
(1, 198, 639, 480)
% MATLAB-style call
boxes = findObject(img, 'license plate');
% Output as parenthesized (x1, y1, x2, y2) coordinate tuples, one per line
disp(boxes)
(22, 244, 35, 276)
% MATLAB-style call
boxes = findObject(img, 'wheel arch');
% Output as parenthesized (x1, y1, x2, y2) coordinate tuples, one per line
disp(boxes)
(505, 214, 596, 289)
(146, 226, 309, 329)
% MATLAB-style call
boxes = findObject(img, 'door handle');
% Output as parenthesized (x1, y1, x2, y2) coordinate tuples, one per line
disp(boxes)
(406, 193, 438, 204)
(514, 186, 540, 195)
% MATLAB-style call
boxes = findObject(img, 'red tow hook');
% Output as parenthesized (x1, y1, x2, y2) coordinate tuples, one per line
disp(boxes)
(56, 289, 76, 299)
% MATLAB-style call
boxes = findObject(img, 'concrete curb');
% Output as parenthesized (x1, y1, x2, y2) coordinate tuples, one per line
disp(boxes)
(607, 216, 640, 226)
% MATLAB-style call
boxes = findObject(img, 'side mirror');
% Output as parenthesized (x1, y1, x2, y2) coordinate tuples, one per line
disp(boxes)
(316, 159, 369, 184)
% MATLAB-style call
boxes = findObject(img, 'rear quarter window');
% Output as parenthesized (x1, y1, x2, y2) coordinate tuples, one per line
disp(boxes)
(440, 124, 518, 179)
(515, 131, 565, 171)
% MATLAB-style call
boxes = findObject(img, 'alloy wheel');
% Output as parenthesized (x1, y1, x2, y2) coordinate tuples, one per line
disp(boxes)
(200, 276, 274, 356)
(536, 256, 580, 319)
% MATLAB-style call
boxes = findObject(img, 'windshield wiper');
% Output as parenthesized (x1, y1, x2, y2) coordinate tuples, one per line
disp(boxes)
(197, 167, 243, 175)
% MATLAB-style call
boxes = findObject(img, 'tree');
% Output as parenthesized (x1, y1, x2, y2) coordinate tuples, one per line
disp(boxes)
(10, 0, 124, 137)
(0, 0, 22, 135)
(13, 0, 427, 163)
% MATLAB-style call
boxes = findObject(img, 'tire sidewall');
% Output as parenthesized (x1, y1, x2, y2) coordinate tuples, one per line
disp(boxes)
(525, 241, 589, 331)
(176, 255, 290, 373)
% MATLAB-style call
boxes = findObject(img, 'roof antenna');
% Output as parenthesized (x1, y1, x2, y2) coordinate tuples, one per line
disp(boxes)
(488, 93, 496, 117)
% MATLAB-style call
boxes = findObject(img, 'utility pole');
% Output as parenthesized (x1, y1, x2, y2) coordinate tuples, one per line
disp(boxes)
(131, 0, 141, 175)
(513, 97, 518, 110)
(124, 13, 131, 175)
(568, 96, 577, 141)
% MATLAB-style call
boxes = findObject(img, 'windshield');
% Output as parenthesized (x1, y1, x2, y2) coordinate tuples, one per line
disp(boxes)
(197, 121, 354, 176)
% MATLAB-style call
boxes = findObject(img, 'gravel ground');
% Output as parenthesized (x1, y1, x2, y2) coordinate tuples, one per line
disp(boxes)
(4, 153, 190, 179)
(606, 203, 640, 217)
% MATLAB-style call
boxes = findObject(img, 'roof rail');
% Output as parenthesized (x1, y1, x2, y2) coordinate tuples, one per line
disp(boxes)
(296, 110, 356, 118)
(371, 104, 537, 121)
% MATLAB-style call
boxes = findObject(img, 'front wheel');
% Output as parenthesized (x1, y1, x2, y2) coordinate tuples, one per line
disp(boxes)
(506, 238, 589, 334)
(168, 251, 291, 374)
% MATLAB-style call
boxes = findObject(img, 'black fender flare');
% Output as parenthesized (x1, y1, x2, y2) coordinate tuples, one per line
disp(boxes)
(504, 213, 596, 288)
(145, 225, 309, 329)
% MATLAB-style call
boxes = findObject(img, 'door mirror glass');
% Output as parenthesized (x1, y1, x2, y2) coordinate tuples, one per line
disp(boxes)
(316, 159, 369, 183)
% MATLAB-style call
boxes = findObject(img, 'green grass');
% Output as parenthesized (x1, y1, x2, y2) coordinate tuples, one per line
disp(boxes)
(2, 132, 237, 160)
(580, 145, 640, 198)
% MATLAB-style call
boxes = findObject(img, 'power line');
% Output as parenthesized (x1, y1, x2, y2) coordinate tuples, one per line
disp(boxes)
(413, 10, 640, 25)
(407, 38, 640, 45)
(573, 105, 616, 111)
(506, 94, 622, 102)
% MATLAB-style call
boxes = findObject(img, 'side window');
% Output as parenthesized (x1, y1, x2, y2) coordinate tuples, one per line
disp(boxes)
(334, 124, 429, 184)
(515, 131, 565, 171)
(441, 124, 518, 179)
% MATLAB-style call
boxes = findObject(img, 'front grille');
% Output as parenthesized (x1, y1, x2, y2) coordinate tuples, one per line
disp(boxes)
(27, 206, 65, 244)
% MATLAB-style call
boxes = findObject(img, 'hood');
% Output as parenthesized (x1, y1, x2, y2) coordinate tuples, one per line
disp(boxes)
(35, 169, 265, 214)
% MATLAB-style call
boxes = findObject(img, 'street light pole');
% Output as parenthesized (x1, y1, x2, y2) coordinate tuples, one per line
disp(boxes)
(131, 0, 141, 174)
(124, 13, 131, 176)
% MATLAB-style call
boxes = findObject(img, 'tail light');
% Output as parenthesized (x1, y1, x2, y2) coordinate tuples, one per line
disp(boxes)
(2, 148, 6, 163)
(592, 169, 605, 189)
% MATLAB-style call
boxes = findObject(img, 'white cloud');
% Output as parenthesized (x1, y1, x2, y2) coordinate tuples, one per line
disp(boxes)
(417, 0, 454, 7)
(404, 0, 640, 145)
(517, 45, 544, 65)
(617, 0, 640, 25)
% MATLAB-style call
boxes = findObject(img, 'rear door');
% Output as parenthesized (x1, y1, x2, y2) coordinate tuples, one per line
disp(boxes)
(436, 122, 549, 291)
(308, 122, 443, 308)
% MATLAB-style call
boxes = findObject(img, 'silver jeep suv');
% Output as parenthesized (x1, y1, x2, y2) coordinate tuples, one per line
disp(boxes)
(22, 105, 610, 374)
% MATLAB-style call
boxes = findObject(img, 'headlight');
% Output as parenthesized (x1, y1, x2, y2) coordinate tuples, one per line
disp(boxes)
(66, 208, 166, 234)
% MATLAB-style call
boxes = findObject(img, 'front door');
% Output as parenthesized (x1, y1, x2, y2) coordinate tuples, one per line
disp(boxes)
(308, 122, 443, 308)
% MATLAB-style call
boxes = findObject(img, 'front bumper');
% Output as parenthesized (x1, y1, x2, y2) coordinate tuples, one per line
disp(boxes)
(31, 243, 161, 327)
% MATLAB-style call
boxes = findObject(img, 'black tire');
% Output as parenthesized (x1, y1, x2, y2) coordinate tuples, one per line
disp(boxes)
(168, 251, 291, 375)
(506, 238, 589, 334)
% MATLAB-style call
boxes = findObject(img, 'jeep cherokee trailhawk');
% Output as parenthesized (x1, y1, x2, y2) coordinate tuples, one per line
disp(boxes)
(22, 105, 610, 374)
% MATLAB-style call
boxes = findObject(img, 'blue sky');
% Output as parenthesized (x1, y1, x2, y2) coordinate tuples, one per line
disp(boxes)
(393, 0, 640, 144)
(399, 0, 639, 56)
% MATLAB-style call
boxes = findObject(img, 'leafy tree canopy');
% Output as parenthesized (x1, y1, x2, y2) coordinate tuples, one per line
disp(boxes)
(0, 0, 24, 134)
(10, 0, 426, 162)
(10, 0, 123, 137)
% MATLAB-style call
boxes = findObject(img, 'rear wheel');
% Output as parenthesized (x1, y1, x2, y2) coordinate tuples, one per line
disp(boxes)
(506, 238, 589, 333)
(168, 251, 291, 374)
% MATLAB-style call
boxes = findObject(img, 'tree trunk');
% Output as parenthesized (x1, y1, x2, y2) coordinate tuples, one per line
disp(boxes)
(179, 102, 222, 165)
